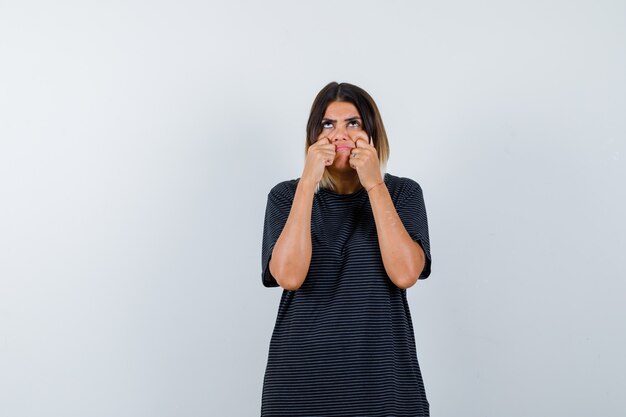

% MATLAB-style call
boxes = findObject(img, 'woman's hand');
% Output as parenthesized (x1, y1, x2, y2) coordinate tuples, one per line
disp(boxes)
(301, 137, 336, 185)
(349, 135, 383, 190)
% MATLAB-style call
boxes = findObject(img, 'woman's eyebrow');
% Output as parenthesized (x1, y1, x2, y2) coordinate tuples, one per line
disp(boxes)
(321, 116, 362, 122)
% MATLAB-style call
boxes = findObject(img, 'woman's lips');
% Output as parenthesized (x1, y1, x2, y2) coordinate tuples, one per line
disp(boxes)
(336, 146, 353, 152)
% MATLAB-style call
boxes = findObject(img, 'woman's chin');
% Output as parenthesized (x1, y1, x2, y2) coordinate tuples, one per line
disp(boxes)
(327, 163, 356, 174)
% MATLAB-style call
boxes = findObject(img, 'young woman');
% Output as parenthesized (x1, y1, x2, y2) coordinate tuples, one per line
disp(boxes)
(261, 82, 433, 416)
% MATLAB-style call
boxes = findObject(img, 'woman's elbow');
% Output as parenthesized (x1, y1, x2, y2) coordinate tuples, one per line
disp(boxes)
(389, 260, 423, 289)
(392, 275, 418, 290)
(269, 258, 305, 291)
(277, 275, 304, 291)
(280, 280, 302, 291)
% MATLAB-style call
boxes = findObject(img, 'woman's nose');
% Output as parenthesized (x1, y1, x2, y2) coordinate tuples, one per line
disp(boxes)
(329, 126, 349, 142)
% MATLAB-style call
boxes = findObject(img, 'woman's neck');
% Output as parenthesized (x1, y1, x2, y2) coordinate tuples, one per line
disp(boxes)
(330, 172, 362, 194)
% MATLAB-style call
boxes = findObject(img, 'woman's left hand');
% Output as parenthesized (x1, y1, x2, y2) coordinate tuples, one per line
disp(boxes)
(349, 135, 383, 190)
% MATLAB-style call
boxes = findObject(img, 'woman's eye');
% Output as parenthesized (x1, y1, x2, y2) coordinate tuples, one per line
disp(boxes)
(348, 121, 360, 128)
(322, 121, 333, 129)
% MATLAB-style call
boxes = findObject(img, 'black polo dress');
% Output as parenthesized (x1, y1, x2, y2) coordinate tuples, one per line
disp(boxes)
(260, 172, 433, 417)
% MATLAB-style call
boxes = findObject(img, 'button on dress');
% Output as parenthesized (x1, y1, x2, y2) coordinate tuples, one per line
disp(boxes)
(261, 172, 433, 417)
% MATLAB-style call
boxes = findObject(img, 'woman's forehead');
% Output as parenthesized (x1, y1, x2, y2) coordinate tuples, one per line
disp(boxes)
(323, 101, 360, 118)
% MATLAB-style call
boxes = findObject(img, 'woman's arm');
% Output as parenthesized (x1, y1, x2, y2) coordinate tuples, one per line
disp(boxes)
(368, 184, 426, 289)
(268, 178, 316, 291)
(270, 136, 336, 290)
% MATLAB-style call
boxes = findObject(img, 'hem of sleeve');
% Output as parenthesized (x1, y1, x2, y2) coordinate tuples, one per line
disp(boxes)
(412, 235, 432, 280)
(262, 243, 280, 288)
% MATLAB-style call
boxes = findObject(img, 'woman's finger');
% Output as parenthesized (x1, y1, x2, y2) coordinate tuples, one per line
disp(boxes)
(355, 136, 373, 148)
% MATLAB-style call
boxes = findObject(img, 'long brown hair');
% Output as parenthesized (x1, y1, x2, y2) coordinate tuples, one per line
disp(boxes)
(305, 82, 390, 192)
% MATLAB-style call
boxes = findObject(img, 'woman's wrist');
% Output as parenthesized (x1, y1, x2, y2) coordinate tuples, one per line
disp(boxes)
(298, 176, 317, 191)
(366, 181, 384, 193)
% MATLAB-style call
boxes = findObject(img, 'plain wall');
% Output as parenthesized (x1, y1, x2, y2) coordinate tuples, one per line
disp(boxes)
(1, 1, 625, 416)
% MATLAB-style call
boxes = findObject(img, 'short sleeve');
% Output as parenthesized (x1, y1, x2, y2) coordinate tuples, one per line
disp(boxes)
(395, 179, 432, 280)
(261, 183, 294, 288)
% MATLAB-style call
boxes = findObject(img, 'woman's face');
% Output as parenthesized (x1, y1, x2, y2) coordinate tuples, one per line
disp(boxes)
(317, 101, 369, 172)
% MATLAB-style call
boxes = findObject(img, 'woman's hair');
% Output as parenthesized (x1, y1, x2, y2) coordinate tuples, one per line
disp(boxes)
(305, 82, 390, 193)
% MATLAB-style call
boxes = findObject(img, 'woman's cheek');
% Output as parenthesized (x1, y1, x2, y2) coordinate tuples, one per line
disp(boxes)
(348, 130, 364, 141)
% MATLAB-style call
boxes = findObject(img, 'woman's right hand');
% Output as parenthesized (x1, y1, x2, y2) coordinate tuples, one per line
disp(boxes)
(301, 137, 336, 184)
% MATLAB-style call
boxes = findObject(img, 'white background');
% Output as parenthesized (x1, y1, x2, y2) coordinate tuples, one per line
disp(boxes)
(1, 1, 625, 416)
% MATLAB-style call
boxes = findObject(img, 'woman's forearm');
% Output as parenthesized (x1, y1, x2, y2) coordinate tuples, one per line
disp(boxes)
(268, 178, 316, 291)
(368, 184, 426, 289)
